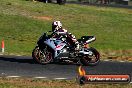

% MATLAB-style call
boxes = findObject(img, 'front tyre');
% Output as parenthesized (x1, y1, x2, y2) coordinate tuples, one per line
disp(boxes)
(32, 46, 53, 65)
(80, 47, 100, 66)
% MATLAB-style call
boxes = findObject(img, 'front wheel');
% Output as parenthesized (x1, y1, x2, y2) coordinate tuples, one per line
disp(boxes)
(32, 46, 53, 64)
(80, 47, 100, 66)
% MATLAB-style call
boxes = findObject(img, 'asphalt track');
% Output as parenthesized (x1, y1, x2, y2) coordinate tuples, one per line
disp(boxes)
(0, 55, 132, 81)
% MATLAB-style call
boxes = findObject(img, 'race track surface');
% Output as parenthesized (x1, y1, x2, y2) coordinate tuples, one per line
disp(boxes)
(0, 55, 132, 80)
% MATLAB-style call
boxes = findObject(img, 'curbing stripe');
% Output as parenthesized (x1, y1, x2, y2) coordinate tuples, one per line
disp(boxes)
(119, 61, 125, 62)
(104, 60, 110, 61)
(16, 55, 22, 56)
(54, 78, 68, 80)
(0, 54, 3, 55)
(34, 77, 47, 79)
(7, 76, 21, 78)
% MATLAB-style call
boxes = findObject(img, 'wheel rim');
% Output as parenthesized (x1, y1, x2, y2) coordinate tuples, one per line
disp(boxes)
(34, 47, 52, 64)
(42, 51, 52, 63)
(83, 52, 99, 63)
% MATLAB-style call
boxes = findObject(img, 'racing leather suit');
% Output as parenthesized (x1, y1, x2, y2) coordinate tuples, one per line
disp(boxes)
(52, 28, 79, 50)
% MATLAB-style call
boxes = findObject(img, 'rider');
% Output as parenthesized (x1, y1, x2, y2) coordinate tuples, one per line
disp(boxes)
(52, 21, 79, 50)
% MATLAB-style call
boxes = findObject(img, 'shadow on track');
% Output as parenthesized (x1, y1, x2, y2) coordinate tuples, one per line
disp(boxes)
(0, 55, 81, 66)
(0, 55, 36, 64)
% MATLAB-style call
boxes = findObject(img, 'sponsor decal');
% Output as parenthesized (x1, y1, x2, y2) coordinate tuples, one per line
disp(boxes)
(55, 43, 63, 49)
(77, 66, 131, 84)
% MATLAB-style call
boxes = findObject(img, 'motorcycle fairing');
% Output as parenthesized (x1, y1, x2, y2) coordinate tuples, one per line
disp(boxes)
(44, 39, 66, 58)
(79, 49, 93, 56)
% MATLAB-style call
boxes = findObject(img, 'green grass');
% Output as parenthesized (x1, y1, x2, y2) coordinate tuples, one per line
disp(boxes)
(0, 78, 132, 88)
(0, 14, 50, 55)
(0, 0, 132, 55)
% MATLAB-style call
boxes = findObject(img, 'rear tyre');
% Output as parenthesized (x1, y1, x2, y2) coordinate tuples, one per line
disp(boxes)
(32, 46, 53, 65)
(80, 47, 100, 66)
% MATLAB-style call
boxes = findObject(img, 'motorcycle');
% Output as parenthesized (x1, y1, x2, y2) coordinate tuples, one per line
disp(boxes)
(32, 31, 100, 66)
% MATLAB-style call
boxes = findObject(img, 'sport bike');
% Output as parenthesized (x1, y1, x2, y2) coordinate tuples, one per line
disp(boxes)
(32, 31, 100, 66)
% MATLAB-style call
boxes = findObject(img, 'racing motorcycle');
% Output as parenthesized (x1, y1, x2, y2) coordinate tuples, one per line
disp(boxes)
(32, 31, 100, 66)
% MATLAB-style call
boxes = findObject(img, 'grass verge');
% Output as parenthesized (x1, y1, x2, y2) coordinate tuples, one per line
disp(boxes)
(0, 0, 132, 59)
(0, 78, 132, 88)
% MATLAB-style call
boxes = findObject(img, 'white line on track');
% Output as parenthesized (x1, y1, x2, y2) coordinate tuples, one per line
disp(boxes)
(54, 78, 68, 80)
(7, 76, 21, 78)
(34, 77, 47, 79)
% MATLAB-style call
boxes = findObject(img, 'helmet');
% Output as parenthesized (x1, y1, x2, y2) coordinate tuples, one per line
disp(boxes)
(52, 21, 62, 32)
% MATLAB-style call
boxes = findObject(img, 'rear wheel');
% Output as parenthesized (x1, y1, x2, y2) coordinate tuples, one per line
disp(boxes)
(32, 46, 53, 64)
(80, 47, 100, 66)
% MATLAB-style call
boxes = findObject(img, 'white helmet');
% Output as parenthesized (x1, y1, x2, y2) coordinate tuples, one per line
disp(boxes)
(52, 21, 62, 31)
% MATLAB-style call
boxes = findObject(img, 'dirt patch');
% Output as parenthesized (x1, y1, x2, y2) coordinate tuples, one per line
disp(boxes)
(0, 78, 79, 88)
(33, 16, 52, 21)
(107, 56, 132, 61)
(100, 50, 132, 61)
